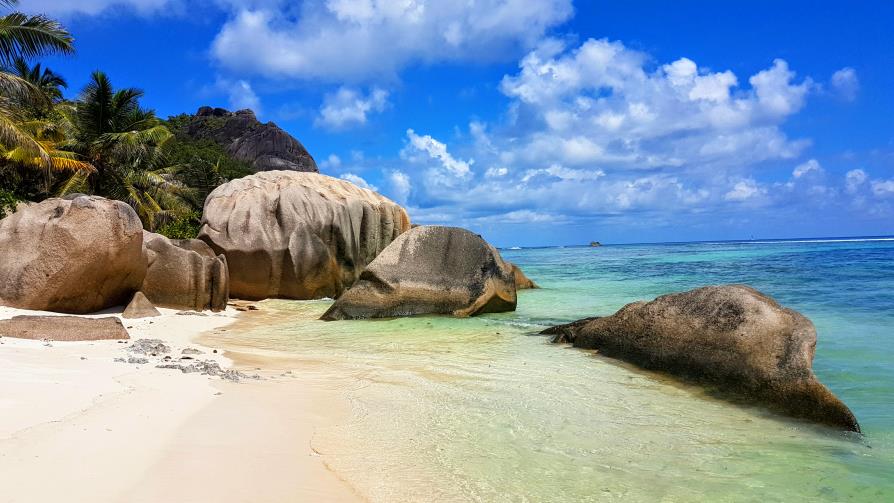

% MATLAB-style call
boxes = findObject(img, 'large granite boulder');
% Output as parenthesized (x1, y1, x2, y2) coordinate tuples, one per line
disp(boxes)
(141, 232, 229, 311)
(0, 196, 146, 314)
(542, 285, 860, 432)
(321, 226, 517, 320)
(181, 107, 317, 172)
(0, 315, 129, 341)
(509, 263, 539, 289)
(198, 171, 411, 300)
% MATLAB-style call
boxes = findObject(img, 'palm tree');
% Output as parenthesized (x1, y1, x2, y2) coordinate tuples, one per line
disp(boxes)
(7, 57, 67, 115)
(70, 71, 193, 230)
(0, 0, 75, 178)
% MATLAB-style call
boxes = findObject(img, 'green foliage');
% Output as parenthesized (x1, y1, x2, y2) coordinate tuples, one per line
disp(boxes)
(165, 135, 253, 184)
(0, 187, 18, 219)
(155, 210, 202, 240)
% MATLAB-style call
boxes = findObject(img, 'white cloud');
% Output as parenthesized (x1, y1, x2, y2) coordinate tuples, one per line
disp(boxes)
(339, 173, 378, 192)
(724, 179, 766, 202)
(316, 86, 389, 130)
(387, 170, 411, 204)
(831, 67, 859, 101)
(845, 169, 868, 193)
(871, 179, 894, 197)
(219, 79, 261, 113)
(792, 159, 822, 178)
(404, 129, 472, 178)
(485, 167, 509, 178)
(320, 154, 342, 170)
(211, 0, 574, 81)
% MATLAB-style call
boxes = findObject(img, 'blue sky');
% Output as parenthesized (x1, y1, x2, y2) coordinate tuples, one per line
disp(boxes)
(29, 0, 894, 246)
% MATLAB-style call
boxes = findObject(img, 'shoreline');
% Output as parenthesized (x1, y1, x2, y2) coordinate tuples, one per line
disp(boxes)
(0, 304, 362, 503)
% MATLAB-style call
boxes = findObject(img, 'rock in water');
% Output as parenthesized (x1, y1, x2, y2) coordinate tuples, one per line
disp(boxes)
(198, 171, 411, 300)
(541, 285, 860, 432)
(182, 107, 317, 172)
(509, 262, 539, 289)
(321, 226, 517, 320)
(122, 291, 161, 319)
(0, 315, 129, 341)
(0, 196, 146, 314)
(141, 232, 229, 311)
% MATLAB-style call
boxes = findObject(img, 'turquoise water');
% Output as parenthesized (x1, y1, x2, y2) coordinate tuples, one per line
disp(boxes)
(214, 238, 894, 502)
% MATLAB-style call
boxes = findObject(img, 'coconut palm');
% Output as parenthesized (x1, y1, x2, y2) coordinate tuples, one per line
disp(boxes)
(69, 71, 194, 230)
(7, 57, 67, 115)
(0, 0, 74, 175)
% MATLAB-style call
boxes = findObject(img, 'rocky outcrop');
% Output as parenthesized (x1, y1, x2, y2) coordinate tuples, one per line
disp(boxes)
(541, 285, 860, 432)
(141, 232, 229, 312)
(123, 291, 161, 319)
(0, 315, 129, 341)
(198, 171, 410, 300)
(509, 263, 538, 289)
(182, 107, 317, 172)
(0, 196, 146, 314)
(321, 226, 517, 320)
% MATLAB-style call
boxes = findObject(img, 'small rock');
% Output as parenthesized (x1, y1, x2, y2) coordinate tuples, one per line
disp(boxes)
(181, 348, 203, 355)
(129, 338, 170, 356)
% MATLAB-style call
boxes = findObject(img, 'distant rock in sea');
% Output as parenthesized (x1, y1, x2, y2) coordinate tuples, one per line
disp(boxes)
(178, 107, 318, 173)
(542, 284, 860, 432)
(589, 241, 601, 247)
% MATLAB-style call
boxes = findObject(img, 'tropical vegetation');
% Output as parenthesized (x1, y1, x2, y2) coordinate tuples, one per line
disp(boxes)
(0, 0, 250, 237)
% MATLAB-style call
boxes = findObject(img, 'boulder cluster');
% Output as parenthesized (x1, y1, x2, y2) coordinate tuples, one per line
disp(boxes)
(0, 171, 527, 321)
(0, 166, 860, 432)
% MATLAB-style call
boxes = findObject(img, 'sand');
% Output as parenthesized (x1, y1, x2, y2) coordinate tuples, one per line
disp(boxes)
(0, 305, 361, 503)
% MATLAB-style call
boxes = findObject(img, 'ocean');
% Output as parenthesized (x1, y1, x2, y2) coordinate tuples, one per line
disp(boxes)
(213, 237, 894, 502)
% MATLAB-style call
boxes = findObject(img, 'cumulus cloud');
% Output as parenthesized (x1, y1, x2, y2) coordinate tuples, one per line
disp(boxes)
(340, 173, 378, 191)
(211, 0, 574, 81)
(831, 67, 859, 101)
(219, 79, 261, 113)
(792, 159, 822, 178)
(404, 129, 472, 178)
(316, 87, 389, 130)
(319, 154, 342, 170)
(845, 169, 868, 193)
(387, 170, 411, 204)
(724, 179, 766, 202)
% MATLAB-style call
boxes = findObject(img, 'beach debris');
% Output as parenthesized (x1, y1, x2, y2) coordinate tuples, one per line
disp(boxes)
(176, 311, 208, 316)
(156, 360, 259, 382)
(114, 356, 149, 364)
(128, 338, 170, 356)
(541, 284, 861, 432)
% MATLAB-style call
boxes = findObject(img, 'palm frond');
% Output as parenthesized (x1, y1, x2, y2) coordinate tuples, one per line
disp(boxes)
(0, 13, 74, 65)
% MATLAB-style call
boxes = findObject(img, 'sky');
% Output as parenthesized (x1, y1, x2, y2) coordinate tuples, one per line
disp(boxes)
(27, 0, 894, 246)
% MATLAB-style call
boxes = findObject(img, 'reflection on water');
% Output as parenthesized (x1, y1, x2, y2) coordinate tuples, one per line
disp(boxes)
(209, 240, 894, 502)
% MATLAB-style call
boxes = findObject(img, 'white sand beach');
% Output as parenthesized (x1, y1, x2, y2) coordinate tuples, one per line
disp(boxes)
(0, 305, 360, 503)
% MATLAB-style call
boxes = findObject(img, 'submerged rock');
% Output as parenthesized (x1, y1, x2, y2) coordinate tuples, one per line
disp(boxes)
(0, 196, 146, 314)
(122, 292, 161, 319)
(141, 232, 229, 312)
(0, 315, 129, 341)
(541, 285, 860, 432)
(199, 171, 411, 300)
(322, 226, 517, 320)
(509, 262, 539, 289)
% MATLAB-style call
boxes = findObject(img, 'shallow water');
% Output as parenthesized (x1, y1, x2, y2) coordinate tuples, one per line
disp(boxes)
(213, 238, 894, 502)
